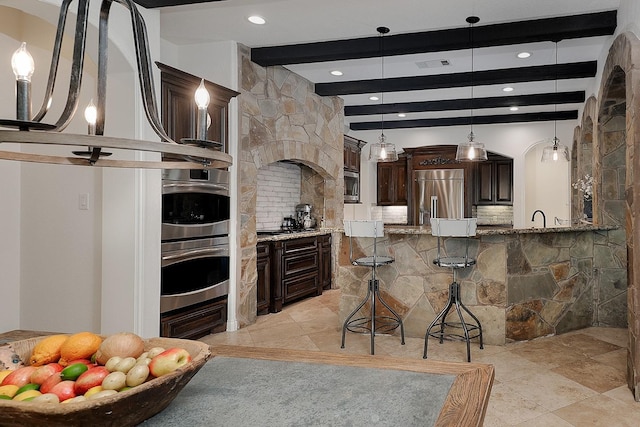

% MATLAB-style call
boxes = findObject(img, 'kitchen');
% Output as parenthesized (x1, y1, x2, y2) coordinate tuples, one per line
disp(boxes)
(1, 0, 640, 408)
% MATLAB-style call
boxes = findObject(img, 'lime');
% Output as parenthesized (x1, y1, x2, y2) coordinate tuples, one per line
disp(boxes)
(60, 363, 88, 381)
(15, 383, 40, 395)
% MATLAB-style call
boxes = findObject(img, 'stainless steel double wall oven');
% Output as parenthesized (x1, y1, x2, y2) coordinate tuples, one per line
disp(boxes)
(160, 169, 230, 323)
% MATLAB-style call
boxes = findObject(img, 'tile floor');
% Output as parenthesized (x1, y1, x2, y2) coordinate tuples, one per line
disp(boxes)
(200, 290, 640, 426)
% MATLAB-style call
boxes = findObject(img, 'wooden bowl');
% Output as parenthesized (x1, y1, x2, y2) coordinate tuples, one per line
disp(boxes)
(0, 336, 211, 426)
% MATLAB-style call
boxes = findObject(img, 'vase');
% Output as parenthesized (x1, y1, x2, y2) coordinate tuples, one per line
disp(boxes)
(584, 199, 592, 221)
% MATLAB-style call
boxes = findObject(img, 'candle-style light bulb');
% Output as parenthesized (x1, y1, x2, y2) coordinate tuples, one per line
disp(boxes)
(12, 42, 34, 81)
(12, 42, 35, 122)
(469, 146, 476, 160)
(195, 79, 210, 140)
(84, 99, 97, 135)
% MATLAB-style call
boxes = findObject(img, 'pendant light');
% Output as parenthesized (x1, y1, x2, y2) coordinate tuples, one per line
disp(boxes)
(369, 26, 399, 162)
(456, 16, 488, 162)
(541, 40, 570, 162)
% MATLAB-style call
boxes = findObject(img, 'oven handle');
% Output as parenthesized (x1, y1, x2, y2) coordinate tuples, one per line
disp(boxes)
(162, 181, 229, 196)
(162, 247, 229, 264)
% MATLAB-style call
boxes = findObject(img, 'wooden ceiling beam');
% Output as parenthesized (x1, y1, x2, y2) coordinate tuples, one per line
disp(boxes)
(251, 11, 616, 66)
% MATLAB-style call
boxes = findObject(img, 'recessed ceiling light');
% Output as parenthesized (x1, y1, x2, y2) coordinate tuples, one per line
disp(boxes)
(398, 113, 406, 118)
(369, 96, 379, 101)
(248, 15, 266, 25)
(503, 86, 514, 92)
(510, 106, 519, 111)
(330, 70, 343, 76)
(517, 51, 531, 59)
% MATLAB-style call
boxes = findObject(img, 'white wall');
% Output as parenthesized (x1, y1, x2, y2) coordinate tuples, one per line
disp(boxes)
(0, 1, 162, 337)
(256, 162, 301, 230)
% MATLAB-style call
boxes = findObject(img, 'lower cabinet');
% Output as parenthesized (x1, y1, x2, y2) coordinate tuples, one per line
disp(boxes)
(160, 296, 227, 339)
(257, 234, 331, 314)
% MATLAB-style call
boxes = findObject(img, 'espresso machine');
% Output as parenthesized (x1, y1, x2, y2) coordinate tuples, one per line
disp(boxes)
(295, 204, 315, 229)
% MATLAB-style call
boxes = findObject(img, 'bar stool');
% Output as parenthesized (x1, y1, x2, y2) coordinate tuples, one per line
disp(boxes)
(423, 218, 483, 362)
(342, 220, 405, 355)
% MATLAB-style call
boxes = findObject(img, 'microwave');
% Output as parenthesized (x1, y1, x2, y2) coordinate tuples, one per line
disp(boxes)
(344, 170, 360, 203)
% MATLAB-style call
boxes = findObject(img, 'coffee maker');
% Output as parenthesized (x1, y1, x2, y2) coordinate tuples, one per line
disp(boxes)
(295, 204, 315, 229)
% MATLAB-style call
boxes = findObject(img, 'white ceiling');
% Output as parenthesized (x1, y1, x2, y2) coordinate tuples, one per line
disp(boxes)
(157, 0, 621, 130)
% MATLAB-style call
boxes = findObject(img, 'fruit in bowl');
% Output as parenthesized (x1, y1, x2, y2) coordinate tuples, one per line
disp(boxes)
(149, 348, 192, 377)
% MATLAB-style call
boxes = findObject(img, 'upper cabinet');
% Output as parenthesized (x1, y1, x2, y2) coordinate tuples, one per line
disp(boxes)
(157, 62, 239, 154)
(344, 136, 364, 172)
(377, 157, 407, 206)
(344, 136, 365, 204)
(474, 155, 513, 205)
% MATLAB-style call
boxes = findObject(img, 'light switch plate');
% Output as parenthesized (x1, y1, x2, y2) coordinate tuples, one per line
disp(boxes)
(79, 193, 89, 210)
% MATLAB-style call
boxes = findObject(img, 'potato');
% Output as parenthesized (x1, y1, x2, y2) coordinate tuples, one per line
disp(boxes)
(102, 371, 126, 391)
(114, 357, 136, 374)
(87, 389, 118, 400)
(147, 347, 165, 359)
(126, 364, 149, 387)
(105, 356, 122, 372)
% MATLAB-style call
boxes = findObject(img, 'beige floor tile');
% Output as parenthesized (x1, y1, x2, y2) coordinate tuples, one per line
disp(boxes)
(553, 394, 640, 427)
(591, 348, 627, 371)
(199, 329, 254, 347)
(483, 382, 548, 425)
(514, 412, 574, 426)
(603, 385, 638, 405)
(500, 371, 597, 411)
(248, 321, 307, 344)
(473, 350, 549, 383)
(551, 357, 626, 393)
(555, 332, 622, 357)
(508, 338, 587, 369)
(577, 327, 629, 348)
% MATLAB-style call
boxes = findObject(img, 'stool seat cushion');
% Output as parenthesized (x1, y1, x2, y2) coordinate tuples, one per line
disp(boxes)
(353, 255, 394, 267)
(433, 256, 476, 269)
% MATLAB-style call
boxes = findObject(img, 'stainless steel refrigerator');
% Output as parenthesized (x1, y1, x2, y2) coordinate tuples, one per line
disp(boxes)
(414, 169, 464, 224)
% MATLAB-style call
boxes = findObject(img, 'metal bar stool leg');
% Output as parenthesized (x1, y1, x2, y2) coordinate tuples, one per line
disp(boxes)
(370, 279, 376, 355)
(341, 281, 371, 349)
(423, 282, 455, 358)
(376, 288, 405, 345)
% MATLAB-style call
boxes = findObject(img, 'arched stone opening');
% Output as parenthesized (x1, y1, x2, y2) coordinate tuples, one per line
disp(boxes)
(596, 31, 640, 400)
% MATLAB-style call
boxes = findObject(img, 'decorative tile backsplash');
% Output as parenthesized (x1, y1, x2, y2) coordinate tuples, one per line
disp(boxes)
(256, 162, 301, 230)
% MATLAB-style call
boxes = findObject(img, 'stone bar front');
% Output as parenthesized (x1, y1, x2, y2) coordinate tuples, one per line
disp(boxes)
(337, 225, 625, 345)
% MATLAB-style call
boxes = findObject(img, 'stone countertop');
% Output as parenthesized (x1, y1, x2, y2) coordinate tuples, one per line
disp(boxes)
(382, 224, 618, 236)
(256, 228, 334, 242)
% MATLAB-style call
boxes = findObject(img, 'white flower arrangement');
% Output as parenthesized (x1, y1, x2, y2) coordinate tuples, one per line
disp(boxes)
(572, 174, 593, 200)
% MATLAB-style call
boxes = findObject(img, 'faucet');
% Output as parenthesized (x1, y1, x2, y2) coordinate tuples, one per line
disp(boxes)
(531, 210, 546, 228)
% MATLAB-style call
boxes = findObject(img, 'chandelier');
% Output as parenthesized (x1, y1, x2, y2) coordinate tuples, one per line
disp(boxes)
(0, 0, 231, 170)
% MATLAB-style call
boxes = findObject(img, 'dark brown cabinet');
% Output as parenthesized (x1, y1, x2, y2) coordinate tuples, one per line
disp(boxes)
(160, 297, 227, 339)
(474, 157, 513, 205)
(377, 158, 407, 205)
(256, 242, 271, 316)
(257, 234, 331, 314)
(344, 136, 363, 172)
(157, 62, 239, 153)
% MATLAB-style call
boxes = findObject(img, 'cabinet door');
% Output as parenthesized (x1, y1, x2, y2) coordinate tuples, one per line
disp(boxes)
(475, 162, 494, 204)
(377, 163, 394, 205)
(495, 161, 513, 203)
(256, 242, 270, 315)
(395, 163, 408, 205)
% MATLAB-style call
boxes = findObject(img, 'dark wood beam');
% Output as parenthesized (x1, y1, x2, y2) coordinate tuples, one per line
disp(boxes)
(345, 91, 585, 115)
(251, 11, 616, 66)
(349, 110, 578, 130)
(316, 62, 596, 96)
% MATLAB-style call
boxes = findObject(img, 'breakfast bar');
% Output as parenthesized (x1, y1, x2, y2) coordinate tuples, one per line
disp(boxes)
(338, 224, 625, 345)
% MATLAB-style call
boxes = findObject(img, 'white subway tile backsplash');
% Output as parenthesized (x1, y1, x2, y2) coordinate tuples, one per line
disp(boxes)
(256, 162, 301, 230)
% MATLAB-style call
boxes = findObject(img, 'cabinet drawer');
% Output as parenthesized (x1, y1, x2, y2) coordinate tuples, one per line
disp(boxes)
(282, 237, 318, 254)
(283, 252, 318, 278)
(283, 272, 320, 303)
(160, 298, 227, 339)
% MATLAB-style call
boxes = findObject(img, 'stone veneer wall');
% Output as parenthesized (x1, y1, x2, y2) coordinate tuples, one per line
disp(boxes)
(236, 44, 344, 327)
(338, 229, 625, 346)
(573, 31, 640, 400)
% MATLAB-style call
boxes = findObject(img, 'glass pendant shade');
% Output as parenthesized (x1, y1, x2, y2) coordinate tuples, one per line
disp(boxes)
(455, 132, 488, 161)
(541, 137, 570, 162)
(369, 133, 398, 162)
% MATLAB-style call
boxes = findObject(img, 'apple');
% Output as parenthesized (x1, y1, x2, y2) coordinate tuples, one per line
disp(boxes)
(148, 348, 191, 377)
(1, 366, 37, 387)
(49, 380, 76, 402)
(39, 372, 62, 394)
(30, 363, 63, 385)
(74, 366, 110, 395)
